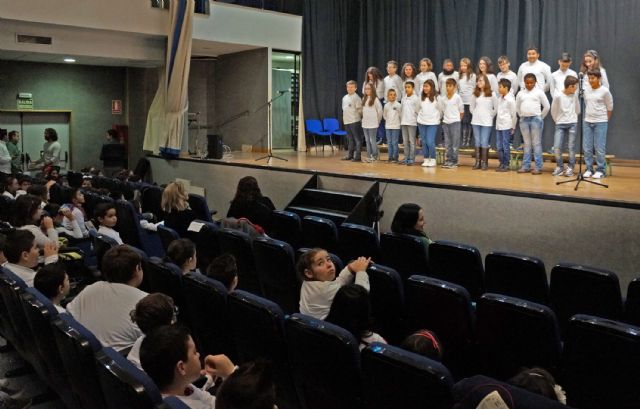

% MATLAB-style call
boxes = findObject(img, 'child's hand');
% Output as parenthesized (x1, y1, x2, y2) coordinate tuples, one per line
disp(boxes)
(44, 241, 59, 258)
(41, 216, 54, 230)
(61, 208, 75, 220)
(510, 128, 515, 135)
(348, 257, 371, 273)
(45, 180, 57, 190)
(203, 354, 235, 380)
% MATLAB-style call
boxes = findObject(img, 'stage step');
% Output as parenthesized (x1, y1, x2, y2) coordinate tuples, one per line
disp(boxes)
(298, 188, 363, 214)
(287, 205, 350, 225)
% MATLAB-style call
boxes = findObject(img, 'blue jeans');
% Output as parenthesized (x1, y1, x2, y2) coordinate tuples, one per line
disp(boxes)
(386, 128, 401, 161)
(363, 128, 379, 159)
(520, 116, 544, 170)
(583, 121, 608, 173)
(401, 125, 417, 163)
(418, 124, 438, 160)
(496, 129, 511, 167)
(554, 123, 577, 168)
(442, 122, 461, 164)
(376, 101, 386, 143)
(472, 125, 492, 148)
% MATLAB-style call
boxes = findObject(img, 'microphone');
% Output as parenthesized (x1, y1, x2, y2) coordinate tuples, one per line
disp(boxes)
(278, 90, 290, 94)
(578, 72, 584, 78)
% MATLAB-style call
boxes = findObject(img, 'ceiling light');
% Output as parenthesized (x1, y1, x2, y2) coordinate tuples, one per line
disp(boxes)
(285, 55, 294, 59)
(63, 58, 76, 63)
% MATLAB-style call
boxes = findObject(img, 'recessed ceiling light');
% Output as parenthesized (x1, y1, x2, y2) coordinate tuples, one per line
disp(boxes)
(285, 55, 294, 59)
(63, 58, 76, 63)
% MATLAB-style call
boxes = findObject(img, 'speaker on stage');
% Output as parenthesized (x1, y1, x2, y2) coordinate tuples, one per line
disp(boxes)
(207, 134, 223, 159)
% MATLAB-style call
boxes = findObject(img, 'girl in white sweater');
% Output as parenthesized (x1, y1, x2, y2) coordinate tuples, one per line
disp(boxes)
(470, 74, 498, 170)
(417, 80, 442, 167)
(361, 83, 383, 162)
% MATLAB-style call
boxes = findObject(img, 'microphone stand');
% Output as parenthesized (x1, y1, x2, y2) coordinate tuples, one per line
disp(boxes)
(556, 73, 608, 190)
(256, 91, 289, 164)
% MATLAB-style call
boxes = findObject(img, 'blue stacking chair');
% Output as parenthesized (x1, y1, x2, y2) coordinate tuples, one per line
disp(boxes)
(301, 216, 339, 255)
(362, 343, 454, 409)
(476, 293, 562, 379)
(380, 232, 429, 282)
(96, 347, 163, 409)
(339, 222, 380, 262)
(429, 240, 485, 301)
(252, 237, 298, 313)
(286, 314, 363, 409)
(305, 119, 334, 153)
(561, 314, 640, 409)
(270, 210, 303, 249)
(52, 313, 108, 409)
(228, 290, 300, 409)
(485, 251, 549, 304)
(157, 224, 180, 253)
(322, 117, 347, 149)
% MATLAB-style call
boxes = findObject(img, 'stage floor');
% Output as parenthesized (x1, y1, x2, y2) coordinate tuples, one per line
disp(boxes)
(195, 149, 640, 207)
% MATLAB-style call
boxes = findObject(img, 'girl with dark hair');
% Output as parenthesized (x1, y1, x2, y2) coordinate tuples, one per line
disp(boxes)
(362, 66, 385, 100)
(325, 284, 386, 350)
(477, 56, 499, 95)
(227, 176, 275, 232)
(390, 203, 432, 249)
(13, 193, 58, 248)
(362, 82, 383, 162)
(581, 49, 609, 90)
(401, 329, 443, 361)
(509, 367, 567, 404)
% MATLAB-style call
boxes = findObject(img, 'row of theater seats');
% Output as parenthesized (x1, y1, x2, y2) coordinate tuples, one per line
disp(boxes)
(0, 262, 575, 409)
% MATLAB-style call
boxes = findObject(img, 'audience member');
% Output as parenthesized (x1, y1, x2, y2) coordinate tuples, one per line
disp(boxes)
(390, 203, 432, 249)
(401, 329, 443, 361)
(12, 194, 58, 248)
(66, 245, 148, 351)
(95, 202, 123, 244)
(298, 248, 370, 320)
(227, 176, 275, 233)
(161, 182, 197, 237)
(3, 230, 58, 286)
(127, 293, 176, 369)
(206, 253, 239, 292)
(34, 262, 70, 313)
(7, 130, 21, 174)
(16, 176, 31, 196)
(508, 367, 566, 404)
(165, 238, 197, 274)
(62, 188, 89, 238)
(46, 203, 84, 239)
(216, 361, 277, 409)
(325, 284, 386, 350)
(2, 176, 19, 200)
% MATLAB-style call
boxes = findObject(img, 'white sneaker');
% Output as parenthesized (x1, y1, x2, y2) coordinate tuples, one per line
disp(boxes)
(552, 167, 564, 176)
(421, 160, 429, 167)
(427, 158, 437, 167)
(592, 171, 604, 179)
(564, 168, 574, 177)
(583, 170, 593, 178)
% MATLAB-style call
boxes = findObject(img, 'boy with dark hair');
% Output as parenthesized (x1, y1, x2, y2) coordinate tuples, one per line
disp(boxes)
(4, 230, 58, 286)
(216, 361, 277, 409)
(127, 293, 176, 369)
(67, 245, 148, 351)
(140, 325, 236, 408)
(206, 253, 238, 292)
(34, 262, 70, 313)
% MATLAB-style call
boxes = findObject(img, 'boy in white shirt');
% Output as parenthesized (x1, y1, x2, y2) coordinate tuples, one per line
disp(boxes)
(516, 73, 550, 174)
(3, 230, 58, 287)
(399, 82, 421, 165)
(439, 78, 464, 169)
(582, 69, 613, 179)
(550, 53, 578, 98)
(34, 262, 70, 314)
(342, 80, 363, 162)
(383, 60, 404, 102)
(550, 75, 580, 177)
(383, 89, 402, 163)
(495, 79, 518, 172)
(517, 47, 553, 92)
(497, 56, 519, 95)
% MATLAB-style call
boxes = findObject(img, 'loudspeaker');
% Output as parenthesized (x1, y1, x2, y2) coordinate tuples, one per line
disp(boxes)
(207, 134, 223, 159)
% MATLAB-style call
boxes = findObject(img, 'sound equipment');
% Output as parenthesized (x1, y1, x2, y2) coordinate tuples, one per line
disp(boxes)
(207, 134, 223, 159)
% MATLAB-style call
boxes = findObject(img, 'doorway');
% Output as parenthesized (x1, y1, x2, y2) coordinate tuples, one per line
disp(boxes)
(271, 50, 300, 149)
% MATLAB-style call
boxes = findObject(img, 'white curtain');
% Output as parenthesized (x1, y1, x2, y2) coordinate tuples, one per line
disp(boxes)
(143, 0, 194, 157)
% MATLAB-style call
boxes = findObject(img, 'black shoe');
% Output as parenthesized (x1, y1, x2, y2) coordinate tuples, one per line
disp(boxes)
(341, 155, 353, 161)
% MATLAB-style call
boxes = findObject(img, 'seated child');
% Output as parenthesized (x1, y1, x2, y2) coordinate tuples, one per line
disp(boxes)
(128, 293, 176, 369)
(165, 238, 197, 275)
(140, 325, 236, 408)
(45, 203, 84, 239)
(95, 203, 123, 244)
(216, 361, 277, 409)
(3, 230, 58, 286)
(206, 253, 239, 292)
(34, 262, 70, 314)
(325, 284, 386, 350)
(401, 329, 443, 361)
(298, 248, 370, 320)
(508, 367, 566, 404)
(390, 203, 432, 249)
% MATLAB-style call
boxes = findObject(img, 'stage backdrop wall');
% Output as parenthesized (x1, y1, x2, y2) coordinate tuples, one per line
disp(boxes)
(303, 0, 640, 159)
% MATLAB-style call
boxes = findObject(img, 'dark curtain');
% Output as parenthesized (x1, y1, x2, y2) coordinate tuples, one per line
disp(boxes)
(303, 0, 640, 158)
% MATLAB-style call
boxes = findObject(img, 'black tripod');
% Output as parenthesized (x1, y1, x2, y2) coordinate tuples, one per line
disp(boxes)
(556, 73, 608, 190)
(256, 90, 289, 164)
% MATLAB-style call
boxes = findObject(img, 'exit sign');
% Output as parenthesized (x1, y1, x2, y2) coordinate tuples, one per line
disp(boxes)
(17, 92, 33, 109)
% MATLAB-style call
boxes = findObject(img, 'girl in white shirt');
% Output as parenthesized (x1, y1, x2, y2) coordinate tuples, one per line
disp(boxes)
(458, 58, 476, 148)
(515, 73, 551, 174)
(401, 62, 418, 100)
(471, 74, 498, 170)
(362, 66, 385, 100)
(361, 83, 383, 162)
(415, 58, 438, 95)
(417, 80, 442, 167)
(95, 203, 123, 244)
(477, 56, 499, 95)
(580, 50, 610, 91)
(582, 70, 613, 179)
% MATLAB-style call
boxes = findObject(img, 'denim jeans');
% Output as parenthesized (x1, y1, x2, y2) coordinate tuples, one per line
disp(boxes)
(519, 115, 544, 170)
(554, 123, 577, 168)
(418, 124, 438, 160)
(401, 125, 417, 163)
(496, 129, 511, 167)
(386, 128, 401, 161)
(462, 104, 473, 145)
(472, 125, 492, 148)
(363, 128, 379, 159)
(376, 101, 386, 143)
(345, 122, 363, 160)
(442, 122, 461, 164)
(583, 121, 608, 173)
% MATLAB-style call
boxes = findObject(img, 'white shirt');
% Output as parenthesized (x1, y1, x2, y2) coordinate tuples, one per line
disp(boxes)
(496, 94, 518, 131)
(19, 224, 58, 248)
(417, 96, 442, 125)
(415, 71, 438, 94)
(2, 191, 15, 200)
(67, 281, 148, 351)
(342, 93, 362, 125)
(383, 74, 404, 101)
(0, 141, 11, 174)
(497, 70, 519, 95)
(438, 71, 460, 96)
(470, 94, 498, 126)
(361, 98, 383, 129)
(43, 141, 61, 165)
(62, 207, 89, 238)
(5, 263, 38, 287)
(517, 60, 553, 92)
(439, 93, 464, 124)
(402, 77, 417, 100)
(98, 225, 124, 245)
(484, 73, 499, 95)
(551, 91, 580, 124)
(299, 266, 370, 320)
(127, 335, 145, 370)
(165, 386, 216, 409)
(55, 304, 66, 314)
(383, 101, 402, 129)
(57, 218, 84, 239)
(362, 80, 385, 100)
(516, 88, 550, 118)
(400, 94, 420, 126)
(582, 67, 610, 91)
(584, 86, 613, 123)
(550, 68, 578, 97)
(457, 74, 476, 105)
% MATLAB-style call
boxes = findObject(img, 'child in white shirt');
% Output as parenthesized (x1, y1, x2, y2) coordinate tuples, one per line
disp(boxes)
(361, 83, 383, 162)
(516, 73, 551, 174)
(383, 89, 402, 163)
(582, 69, 613, 179)
(439, 78, 465, 168)
(298, 248, 370, 320)
(477, 56, 499, 95)
(550, 52, 578, 98)
(438, 59, 459, 96)
(400, 82, 421, 165)
(342, 80, 363, 162)
(383, 60, 404, 102)
(401, 62, 418, 100)
(417, 80, 442, 167)
(495, 79, 518, 172)
(497, 56, 519, 95)
(470, 74, 498, 170)
(517, 46, 553, 92)
(415, 58, 439, 95)
(95, 202, 123, 244)
(550, 75, 580, 177)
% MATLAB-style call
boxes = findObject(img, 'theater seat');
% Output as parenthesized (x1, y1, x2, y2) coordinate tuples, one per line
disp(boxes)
(429, 240, 485, 301)
(624, 277, 640, 326)
(218, 228, 261, 295)
(252, 236, 298, 313)
(338, 222, 380, 262)
(301, 216, 339, 254)
(270, 210, 303, 249)
(157, 224, 180, 253)
(188, 193, 214, 223)
(367, 263, 405, 344)
(485, 251, 548, 304)
(115, 199, 164, 257)
(286, 313, 363, 409)
(146, 257, 188, 324)
(142, 185, 165, 221)
(380, 232, 429, 281)
(362, 342, 454, 409)
(184, 220, 220, 271)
